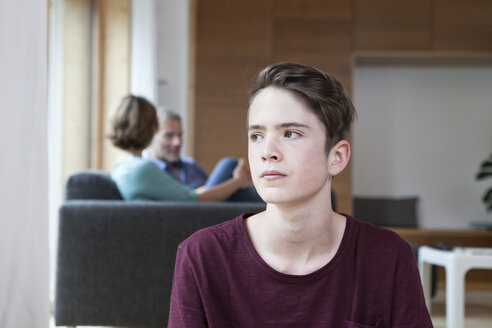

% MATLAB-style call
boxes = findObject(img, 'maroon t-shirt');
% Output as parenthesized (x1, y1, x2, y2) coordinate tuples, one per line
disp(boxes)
(168, 214, 433, 328)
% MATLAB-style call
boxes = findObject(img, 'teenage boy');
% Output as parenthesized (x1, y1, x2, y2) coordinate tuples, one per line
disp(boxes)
(168, 62, 433, 327)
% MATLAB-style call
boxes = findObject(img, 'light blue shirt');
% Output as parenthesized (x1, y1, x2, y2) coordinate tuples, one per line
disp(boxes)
(111, 154, 198, 201)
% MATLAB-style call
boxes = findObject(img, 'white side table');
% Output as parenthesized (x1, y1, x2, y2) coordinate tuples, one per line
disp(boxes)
(418, 246, 492, 328)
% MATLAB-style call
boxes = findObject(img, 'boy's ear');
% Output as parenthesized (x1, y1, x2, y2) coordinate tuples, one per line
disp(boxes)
(328, 140, 350, 177)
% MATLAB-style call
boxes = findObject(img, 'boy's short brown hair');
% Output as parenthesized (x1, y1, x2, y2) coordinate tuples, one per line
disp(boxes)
(250, 62, 356, 154)
(109, 95, 158, 151)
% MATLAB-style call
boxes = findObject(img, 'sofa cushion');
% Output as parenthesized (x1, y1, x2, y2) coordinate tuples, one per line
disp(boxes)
(65, 170, 122, 200)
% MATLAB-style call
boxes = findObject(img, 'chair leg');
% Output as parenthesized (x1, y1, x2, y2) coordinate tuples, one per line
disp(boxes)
(446, 262, 465, 328)
(419, 258, 433, 312)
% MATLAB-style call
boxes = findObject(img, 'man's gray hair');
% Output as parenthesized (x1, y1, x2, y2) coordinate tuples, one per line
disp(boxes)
(156, 107, 181, 122)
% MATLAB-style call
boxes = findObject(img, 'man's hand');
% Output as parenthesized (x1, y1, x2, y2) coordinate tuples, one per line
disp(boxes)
(233, 158, 252, 188)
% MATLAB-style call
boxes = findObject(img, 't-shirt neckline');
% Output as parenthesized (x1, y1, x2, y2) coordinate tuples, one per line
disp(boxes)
(237, 213, 352, 283)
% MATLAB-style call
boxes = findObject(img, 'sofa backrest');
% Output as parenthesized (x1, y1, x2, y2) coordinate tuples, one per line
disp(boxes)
(65, 170, 123, 200)
(55, 200, 267, 327)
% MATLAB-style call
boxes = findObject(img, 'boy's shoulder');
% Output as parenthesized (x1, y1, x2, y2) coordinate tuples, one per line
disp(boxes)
(178, 214, 250, 253)
(347, 215, 411, 252)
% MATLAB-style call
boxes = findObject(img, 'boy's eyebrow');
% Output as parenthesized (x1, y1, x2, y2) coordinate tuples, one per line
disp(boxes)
(278, 122, 310, 129)
(248, 124, 264, 131)
(248, 122, 310, 131)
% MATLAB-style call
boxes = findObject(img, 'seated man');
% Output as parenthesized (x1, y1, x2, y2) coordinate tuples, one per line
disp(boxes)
(143, 109, 257, 201)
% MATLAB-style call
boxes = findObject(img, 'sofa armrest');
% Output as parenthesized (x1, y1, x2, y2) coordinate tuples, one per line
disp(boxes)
(55, 200, 265, 327)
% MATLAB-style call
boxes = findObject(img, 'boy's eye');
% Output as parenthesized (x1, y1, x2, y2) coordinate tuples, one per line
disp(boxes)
(284, 130, 301, 139)
(249, 133, 263, 142)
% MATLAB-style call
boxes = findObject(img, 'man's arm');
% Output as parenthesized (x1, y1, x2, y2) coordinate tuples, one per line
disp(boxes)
(196, 158, 251, 202)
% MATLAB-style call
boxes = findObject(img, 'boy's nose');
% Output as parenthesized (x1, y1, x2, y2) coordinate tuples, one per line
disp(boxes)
(261, 138, 281, 162)
(262, 153, 279, 161)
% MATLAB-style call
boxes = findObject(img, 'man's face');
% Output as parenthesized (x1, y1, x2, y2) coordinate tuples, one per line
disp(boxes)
(150, 118, 183, 163)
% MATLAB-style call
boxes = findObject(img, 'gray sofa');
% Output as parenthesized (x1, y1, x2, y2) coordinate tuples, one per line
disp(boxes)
(55, 170, 266, 327)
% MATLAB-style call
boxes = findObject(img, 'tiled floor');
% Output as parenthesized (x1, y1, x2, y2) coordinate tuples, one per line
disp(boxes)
(50, 290, 492, 328)
(430, 290, 492, 328)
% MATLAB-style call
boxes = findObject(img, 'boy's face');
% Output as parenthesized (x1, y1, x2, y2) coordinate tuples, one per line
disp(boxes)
(248, 87, 332, 205)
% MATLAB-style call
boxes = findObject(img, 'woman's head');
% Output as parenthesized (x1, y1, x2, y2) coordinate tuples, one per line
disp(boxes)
(109, 95, 158, 151)
(249, 62, 356, 154)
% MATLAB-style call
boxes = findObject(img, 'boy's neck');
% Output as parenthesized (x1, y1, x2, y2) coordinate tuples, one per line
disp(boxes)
(245, 192, 346, 275)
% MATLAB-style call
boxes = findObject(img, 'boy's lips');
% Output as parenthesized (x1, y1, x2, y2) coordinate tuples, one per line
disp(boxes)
(261, 170, 286, 180)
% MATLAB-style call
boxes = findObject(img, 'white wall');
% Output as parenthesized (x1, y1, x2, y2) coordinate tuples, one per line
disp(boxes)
(131, 0, 157, 103)
(156, 0, 190, 154)
(353, 63, 492, 229)
(48, 0, 65, 295)
(131, 0, 190, 154)
(0, 0, 49, 326)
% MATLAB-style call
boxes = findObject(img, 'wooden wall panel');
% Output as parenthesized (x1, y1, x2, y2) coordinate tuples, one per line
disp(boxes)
(273, 0, 353, 84)
(353, 0, 432, 50)
(63, 0, 92, 184)
(194, 0, 273, 172)
(194, 0, 492, 215)
(433, 0, 492, 50)
(272, 0, 354, 214)
(195, 0, 355, 213)
(62, 0, 130, 176)
(99, 0, 130, 172)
